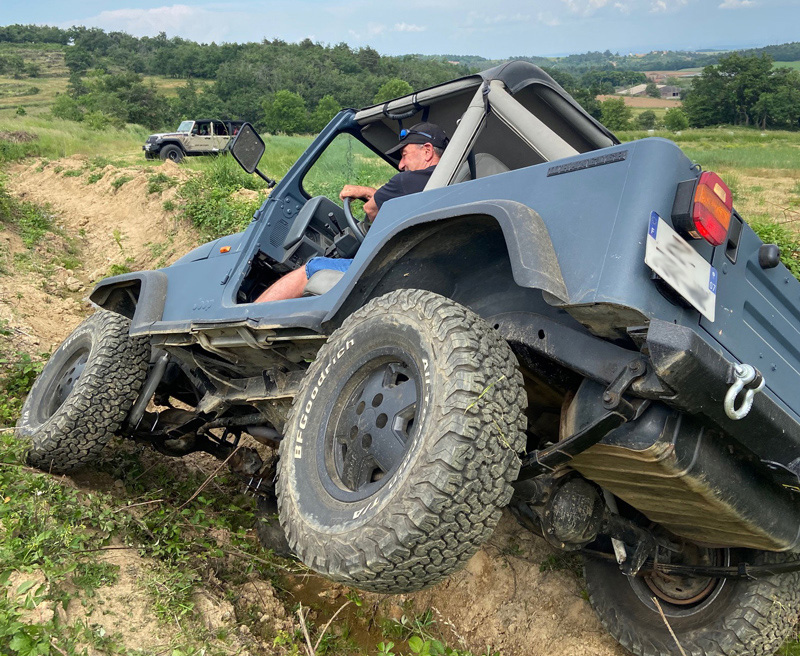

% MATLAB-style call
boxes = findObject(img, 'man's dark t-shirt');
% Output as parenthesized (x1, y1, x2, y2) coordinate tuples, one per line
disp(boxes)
(373, 166, 436, 211)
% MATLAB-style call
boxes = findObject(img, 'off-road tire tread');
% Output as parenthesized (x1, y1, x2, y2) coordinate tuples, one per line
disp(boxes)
(20, 311, 149, 473)
(159, 144, 183, 163)
(585, 550, 800, 656)
(277, 289, 527, 593)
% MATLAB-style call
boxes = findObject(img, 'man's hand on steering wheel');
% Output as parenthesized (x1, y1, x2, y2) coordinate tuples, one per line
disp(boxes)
(339, 184, 378, 244)
(340, 185, 378, 222)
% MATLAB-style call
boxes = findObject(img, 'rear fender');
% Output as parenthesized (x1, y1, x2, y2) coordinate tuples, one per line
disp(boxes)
(326, 199, 568, 325)
(89, 271, 168, 332)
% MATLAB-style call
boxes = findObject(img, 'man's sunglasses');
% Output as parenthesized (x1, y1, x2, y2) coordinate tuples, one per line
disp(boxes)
(399, 129, 433, 140)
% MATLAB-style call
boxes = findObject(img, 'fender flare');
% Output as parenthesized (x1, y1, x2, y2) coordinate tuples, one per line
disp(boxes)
(325, 199, 569, 323)
(89, 271, 168, 333)
(157, 140, 186, 154)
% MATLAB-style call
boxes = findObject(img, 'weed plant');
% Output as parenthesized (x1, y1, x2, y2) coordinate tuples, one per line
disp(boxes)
(180, 155, 269, 239)
(147, 171, 175, 194)
(110, 175, 132, 190)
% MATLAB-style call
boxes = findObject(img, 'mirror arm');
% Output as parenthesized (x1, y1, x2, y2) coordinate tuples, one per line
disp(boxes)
(254, 167, 276, 189)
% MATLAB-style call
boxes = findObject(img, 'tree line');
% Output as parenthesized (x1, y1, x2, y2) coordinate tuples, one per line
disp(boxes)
(3, 24, 800, 133)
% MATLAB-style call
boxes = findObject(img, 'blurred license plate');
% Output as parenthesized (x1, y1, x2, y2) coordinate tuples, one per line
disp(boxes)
(645, 212, 717, 322)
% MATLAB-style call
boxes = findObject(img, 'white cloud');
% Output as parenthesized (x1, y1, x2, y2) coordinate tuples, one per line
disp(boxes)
(64, 4, 229, 43)
(649, 0, 688, 12)
(559, 0, 610, 15)
(719, 0, 755, 7)
(394, 23, 426, 32)
(537, 11, 561, 26)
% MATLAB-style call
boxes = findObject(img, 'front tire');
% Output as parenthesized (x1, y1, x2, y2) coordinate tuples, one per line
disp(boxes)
(17, 311, 149, 473)
(584, 548, 800, 656)
(277, 290, 527, 593)
(159, 145, 183, 163)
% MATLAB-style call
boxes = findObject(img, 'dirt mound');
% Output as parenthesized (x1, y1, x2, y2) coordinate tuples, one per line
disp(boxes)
(0, 130, 36, 143)
(408, 515, 625, 656)
(2, 157, 201, 350)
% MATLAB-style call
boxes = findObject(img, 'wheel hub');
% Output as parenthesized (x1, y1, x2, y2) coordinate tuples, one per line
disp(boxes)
(643, 543, 724, 606)
(46, 349, 90, 419)
(329, 360, 418, 493)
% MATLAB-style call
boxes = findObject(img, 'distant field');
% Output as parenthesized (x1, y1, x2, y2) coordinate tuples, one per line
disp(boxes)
(643, 68, 701, 76)
(597, 94, 682, 108)
(0, 72, 195, 118)
(0, 75, 67, 114)
(0, 41, 67, 76)
(621, 128, 800, 226)
(775, 60, 800, 70)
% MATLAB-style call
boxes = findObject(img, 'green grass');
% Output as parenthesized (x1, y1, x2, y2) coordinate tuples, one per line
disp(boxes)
(179, 154, 278, 238)
(620, 127, 800, 170)
(0, 113, 149, 160)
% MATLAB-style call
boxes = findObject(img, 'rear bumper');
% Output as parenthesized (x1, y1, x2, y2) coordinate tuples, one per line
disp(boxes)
(646, 318, 800, 480)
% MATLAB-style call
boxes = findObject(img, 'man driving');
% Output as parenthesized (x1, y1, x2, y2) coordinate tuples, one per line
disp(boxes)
(255, 122, 448, 303)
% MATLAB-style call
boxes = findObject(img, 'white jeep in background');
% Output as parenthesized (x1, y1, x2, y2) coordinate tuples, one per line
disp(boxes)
(143, 118, 245, 162)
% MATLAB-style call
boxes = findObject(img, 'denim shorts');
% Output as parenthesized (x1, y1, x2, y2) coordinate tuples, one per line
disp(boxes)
(305, 257, 353, 278)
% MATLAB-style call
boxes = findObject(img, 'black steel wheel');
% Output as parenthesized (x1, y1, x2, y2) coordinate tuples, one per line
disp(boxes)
(159, 145, 183, 163)
(584, 545, 800, 656)
(17, 311, 149, 473)
(277, 289, 527, 593)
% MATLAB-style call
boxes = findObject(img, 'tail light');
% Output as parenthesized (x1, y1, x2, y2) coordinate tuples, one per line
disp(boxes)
(671, 171, 733, 246)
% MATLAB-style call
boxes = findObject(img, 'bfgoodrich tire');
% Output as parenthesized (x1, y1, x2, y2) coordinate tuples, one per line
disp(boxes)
(277, 289, 527, 593)
(17, 310, 149, 473)
(584, 548, 800, 656)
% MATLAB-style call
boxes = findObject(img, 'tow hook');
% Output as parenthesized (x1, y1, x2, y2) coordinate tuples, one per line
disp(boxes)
(724, 364, 765, 420)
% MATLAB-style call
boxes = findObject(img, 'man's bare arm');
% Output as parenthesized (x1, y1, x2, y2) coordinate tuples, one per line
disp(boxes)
(339, 185, 376, 202)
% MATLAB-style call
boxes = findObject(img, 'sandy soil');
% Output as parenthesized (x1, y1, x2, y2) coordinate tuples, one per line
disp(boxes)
(2, 157, 626, 656)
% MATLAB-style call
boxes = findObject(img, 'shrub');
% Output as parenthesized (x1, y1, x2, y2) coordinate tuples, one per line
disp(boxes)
(263, 90, 307, 135)
(664, 107, 689, 131)
(636, 110, 657, 130)
(600, 98, 632, 131)
(373, 78, 413, 104)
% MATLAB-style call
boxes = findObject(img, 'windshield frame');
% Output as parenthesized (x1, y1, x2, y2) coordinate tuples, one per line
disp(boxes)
(177, 120, 194, 133)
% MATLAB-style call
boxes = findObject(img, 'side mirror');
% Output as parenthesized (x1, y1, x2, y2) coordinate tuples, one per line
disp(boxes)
(230, 123, 265, 173)
(230, 123, 276, 188)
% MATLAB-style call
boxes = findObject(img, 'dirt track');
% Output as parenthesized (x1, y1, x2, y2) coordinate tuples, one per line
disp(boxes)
(2, 157, 626, 655)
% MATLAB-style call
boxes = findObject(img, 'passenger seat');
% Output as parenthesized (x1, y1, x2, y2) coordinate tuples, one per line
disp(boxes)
(453, 152, 510, 184)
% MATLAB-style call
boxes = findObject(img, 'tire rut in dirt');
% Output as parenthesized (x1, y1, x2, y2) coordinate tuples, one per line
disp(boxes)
(277, 289, 527, 593)
(17, 310, 150, 473)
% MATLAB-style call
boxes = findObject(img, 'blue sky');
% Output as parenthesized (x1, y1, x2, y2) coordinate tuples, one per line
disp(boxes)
(4, 0, 797, 58)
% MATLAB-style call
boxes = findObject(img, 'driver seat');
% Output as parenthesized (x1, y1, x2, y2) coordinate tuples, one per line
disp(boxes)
(303, 269, 346, 296)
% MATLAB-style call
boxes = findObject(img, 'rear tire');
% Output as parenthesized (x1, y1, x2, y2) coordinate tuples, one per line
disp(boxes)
(159, 145, 183, 163)
(17, 311, 149, 473)
(584, 548, 800, 656)
(277, 289, 527, 593)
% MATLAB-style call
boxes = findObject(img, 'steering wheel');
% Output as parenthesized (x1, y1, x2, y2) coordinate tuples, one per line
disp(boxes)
(343, 197, 369, 243)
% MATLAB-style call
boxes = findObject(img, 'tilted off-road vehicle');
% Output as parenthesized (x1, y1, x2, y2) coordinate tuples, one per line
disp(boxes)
(142, 118, 245, 162)
(20, 62, 800, 655)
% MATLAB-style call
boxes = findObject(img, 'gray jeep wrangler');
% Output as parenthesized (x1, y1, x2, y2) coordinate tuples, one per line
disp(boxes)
(143, 118, 245, 162)
(20, 62, 800, 656)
